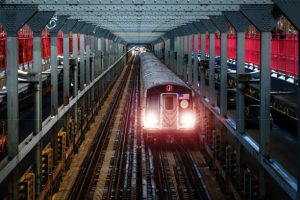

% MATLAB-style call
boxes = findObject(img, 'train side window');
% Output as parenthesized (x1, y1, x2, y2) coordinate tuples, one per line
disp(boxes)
(165, 96, 174, 110)
(147, 95, 159, 110)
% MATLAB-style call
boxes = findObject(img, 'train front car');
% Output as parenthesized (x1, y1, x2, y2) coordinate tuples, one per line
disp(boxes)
(140, 52, 196, 142)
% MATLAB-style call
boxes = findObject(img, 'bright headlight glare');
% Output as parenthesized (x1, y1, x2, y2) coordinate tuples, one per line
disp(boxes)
(144, 112, 159, 128)
(180, 113, 195, 128)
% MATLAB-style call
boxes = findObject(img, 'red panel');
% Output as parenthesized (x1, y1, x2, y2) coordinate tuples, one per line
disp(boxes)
(205, 34, 209, 55)
(42, 28, 50, 59)
(227, 34, 236, 59)
(245, 34, 260, 67)
(192, 35, 194, 52)
(69, 32, 73, 54)
(215, 34, 220, 56)
(198, 34, 200, 53)
(57, 31, 63, 56)
(18, 25, 33, 65)
(78, 33, 80, 54)
(0, 26, 6, 71)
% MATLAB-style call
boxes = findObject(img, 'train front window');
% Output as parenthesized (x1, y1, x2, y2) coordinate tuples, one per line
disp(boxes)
(164, 95, 174, 110)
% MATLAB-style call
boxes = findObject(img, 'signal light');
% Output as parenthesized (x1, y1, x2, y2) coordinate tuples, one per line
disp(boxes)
(19, 172, 35, 200)
(57, 132, 66, 161)
(42, 148, 53, 185)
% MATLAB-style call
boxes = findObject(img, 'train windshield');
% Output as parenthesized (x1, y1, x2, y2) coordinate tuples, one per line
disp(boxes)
(164, 95, 174, 110)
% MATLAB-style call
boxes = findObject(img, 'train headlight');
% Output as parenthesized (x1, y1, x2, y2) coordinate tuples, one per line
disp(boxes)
(180, 113, 195, 128)
(144, 112, 159, 128)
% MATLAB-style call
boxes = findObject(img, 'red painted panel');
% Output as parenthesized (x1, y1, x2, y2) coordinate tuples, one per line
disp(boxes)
(227, 34, 236, 59)
(0, 26, 6, 71)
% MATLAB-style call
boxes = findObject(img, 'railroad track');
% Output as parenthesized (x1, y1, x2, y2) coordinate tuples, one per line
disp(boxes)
(66, 52, 219, 200)
(68, 55, 137, 200)
(143, 142, 212, 200)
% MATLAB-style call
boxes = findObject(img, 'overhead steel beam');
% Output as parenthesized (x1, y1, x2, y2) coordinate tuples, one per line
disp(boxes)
(4, 0, 273, 4)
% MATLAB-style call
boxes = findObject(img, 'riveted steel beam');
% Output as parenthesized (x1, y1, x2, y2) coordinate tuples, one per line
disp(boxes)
(61, 19, 77, 34)
(193, 21, 207, 33)
(210, 15, 229, 33)
(3, 0, 274, 4)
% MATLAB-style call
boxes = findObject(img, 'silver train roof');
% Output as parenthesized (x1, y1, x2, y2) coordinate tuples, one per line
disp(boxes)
(140, 52, 188, 92)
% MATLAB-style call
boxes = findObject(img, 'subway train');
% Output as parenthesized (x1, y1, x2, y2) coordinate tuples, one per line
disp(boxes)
(140, 52, 196, 140)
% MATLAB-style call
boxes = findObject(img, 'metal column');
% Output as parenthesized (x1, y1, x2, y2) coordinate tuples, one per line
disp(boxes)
(259, 32, 271, 156)
(193, 33, 199, 89)
(224, 12, 250, 133)
(86, 35, 91, 85)
(209, 33, 216, 105)
(80, 33, 85, 89)
(176, 37, 180, 75)
(200, 33, 206, 97)
(91, 36, 95, 108)
(188, 35, 193, 85)
(28, 12, 54, 194)
(169, 38, 175, 71)
(164, 40, 168, 65)
(49, 16, 67, 163)
(211, 16, 229, 116)
(241, 5, 276, 198)
(6, 35, 19, 200)
(183, 35, 188, 81)
(62, 20, 77, 145)
(180, 36, 184, 77)
(236, 32, 245, 133)
(33, 34, 43, 195)
(0, 8, 36, 200)
(220, 32, 228, 116)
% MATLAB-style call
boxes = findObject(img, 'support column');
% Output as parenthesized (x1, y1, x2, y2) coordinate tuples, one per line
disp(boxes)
(170, 38, 175, 71)
(180, 36, 184, 77)
(259, 32, 271, 156)
(28, 12, 54, 195)
(80, 33, 85, 89)
(200, 33, 206, 97)
(209, 32, 216, 105)
(0, 8, 36, 200)
(71, 22, 84, 153)
(164, 40, 168, 65)
(188, 35, 193, 85)
(183, 35, 188, 81)
(240, 6, 276, 199)
(176, 36, 181, 75)
(224, 12, 250, 133)
(49, 16, 68, 163)
(86, 35, 91, 85)
(61, 19, 77, 145)
(236, 32, 245, 132)
(193, 33, 199, 89)
(211, 16, 229, 115)
(33, 34, 43, 195)
(6, 35, 19, 200)
(220, 32, 228, 116)
(91, 36, 95, 108)
(73, 32, 79, 145)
